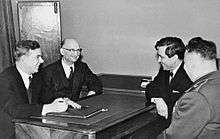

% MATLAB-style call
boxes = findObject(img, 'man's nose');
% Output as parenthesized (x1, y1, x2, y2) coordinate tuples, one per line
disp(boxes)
(158, 57, 161, 62)
(71, 51, 80, 55)
(39, 57, 44, 63)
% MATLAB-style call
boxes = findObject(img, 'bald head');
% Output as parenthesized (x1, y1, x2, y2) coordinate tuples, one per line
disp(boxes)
(60, 38, 82, 65)
(61, 39, 80, 50)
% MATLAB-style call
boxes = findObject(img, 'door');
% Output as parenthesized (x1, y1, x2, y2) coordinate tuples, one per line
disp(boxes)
(17, 1, 61, 67)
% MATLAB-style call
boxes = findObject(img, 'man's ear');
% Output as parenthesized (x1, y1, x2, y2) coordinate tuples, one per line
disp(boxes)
(60, 48, 64, 56)
(173, 54, 178, 60)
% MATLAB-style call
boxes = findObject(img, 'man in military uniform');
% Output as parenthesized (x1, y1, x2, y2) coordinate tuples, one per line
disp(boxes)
(166, 37, 220, 139)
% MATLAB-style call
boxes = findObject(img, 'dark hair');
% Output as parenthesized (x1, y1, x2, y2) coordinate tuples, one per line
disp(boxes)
(155, 37, 185, 60)
(14, 40, 40, 61)
(186, 37, 216, 60)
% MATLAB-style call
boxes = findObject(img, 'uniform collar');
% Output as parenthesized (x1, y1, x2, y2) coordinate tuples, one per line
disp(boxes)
(185, 71, 217, 93)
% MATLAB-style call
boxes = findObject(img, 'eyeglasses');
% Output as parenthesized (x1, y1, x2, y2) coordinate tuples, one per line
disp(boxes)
(62, 48, 82, 53)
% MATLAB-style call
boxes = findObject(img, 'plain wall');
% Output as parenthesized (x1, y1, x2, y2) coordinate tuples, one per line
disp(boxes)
(12, 0, 220, 76)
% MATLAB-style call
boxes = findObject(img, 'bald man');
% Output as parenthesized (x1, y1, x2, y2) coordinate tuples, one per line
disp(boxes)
(41, 39, 102, 107)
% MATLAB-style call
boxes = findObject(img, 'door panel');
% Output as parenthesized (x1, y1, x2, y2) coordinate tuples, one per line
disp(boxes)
(17, 1, 61, 67)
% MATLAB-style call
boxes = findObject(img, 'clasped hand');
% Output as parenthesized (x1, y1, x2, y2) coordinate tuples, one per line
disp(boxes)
(63, 98, 81, 109)
(151, 97, 168, 119)
(42, 98, 81, 115)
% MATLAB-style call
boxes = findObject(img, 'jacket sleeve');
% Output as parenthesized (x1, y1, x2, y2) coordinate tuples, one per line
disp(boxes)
(83, 64, 103, 95)
(40, 69, 59, 104)
(0, 77, 43, 119)
(166, 91, 210, 139)
(145, 67, 168, 99)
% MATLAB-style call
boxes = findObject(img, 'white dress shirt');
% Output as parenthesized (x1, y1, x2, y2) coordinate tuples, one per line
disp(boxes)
(16, 65, 32, 89)
(61, 59, 74, 78)
(169, 62, 182, 82)
(171, 62, 182, 78)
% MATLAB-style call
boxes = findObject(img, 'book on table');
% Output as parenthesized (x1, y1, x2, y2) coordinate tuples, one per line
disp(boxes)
(46, 105, 107, 119)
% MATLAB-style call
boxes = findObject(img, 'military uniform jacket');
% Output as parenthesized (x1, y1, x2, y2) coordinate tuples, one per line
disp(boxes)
(166, 71, 220, 139)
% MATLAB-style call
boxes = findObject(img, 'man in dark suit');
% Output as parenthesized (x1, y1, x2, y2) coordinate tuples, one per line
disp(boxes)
(145, 37, 193, 129)
(0, 40, 69, 139)
(166, 37, 220, 139)
(41, 39, 102, 107)
(126, 37, 193, 139)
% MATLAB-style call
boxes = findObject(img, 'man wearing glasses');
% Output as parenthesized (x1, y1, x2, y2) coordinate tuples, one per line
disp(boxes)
(41, 39, 102, 107)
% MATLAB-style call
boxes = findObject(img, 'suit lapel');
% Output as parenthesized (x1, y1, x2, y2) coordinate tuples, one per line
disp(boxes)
(56, 60, 69, 87)
(69, 62, 81, 90)
(11, 66, 29, 103)
(170, 63, 184, 89)
(164, 70, 170, 86)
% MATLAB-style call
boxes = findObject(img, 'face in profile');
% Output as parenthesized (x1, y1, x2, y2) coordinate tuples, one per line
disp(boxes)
(157, 46, 178, 70)
(61, 39, 81, 64)
(22, 48, 44, 74)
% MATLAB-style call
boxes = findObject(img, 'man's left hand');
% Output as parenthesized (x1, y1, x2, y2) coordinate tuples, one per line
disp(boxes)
(151, 97, 168, 119)
(87, 91, 96, 96)
(64, 98, 81, 109)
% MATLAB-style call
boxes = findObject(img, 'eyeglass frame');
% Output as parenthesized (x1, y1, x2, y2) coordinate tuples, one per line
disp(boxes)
(62, 48, 82, 53)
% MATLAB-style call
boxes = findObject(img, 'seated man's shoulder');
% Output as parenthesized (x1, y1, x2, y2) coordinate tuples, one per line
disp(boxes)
(43, 60, 60, 71)
(199, 72, 220, 92)
(0, 66, 17, 87)
(0, 66, 16, 78)
(76, 60, 86, 65)
(187, 71, 220, 95)
(75, 61, 89, 68)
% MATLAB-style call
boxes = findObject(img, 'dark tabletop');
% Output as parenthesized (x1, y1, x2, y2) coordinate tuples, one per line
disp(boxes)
(14, 93, 156, 135)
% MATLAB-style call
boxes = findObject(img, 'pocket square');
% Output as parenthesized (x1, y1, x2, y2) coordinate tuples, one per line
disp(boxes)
(172, 90, 180, 93)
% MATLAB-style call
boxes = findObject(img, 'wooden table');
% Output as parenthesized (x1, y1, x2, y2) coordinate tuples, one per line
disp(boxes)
(14, 93, 160, 139)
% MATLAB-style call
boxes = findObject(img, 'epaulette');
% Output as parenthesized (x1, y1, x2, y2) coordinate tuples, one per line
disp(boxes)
(185, 78, 210, 93)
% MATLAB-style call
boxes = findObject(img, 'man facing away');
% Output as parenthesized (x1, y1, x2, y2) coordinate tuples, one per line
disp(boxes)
(0, 40, 71, 139)
(166, 37, 220, 139)
(41, 38, 102, 107)
(145, 37, 193, 129)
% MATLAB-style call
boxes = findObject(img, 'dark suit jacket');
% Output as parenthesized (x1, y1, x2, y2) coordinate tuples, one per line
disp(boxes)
(41, 59, 102, 103)
(145, 62, 193, 127)
(0, 66, 43, 139)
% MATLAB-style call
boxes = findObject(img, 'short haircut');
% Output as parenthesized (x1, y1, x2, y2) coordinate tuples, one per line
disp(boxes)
(155, 37, 185, 60)
(186, 37, 216, 60)
(14, 40, 40, 61)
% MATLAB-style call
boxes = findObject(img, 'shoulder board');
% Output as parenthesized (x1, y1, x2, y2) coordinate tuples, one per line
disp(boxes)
(185, 79, 210, 93)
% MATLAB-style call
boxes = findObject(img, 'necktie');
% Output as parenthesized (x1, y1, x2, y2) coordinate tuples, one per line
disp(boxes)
(169, 72, 173, 83)
(68, 67, 74, 90)
(169, 72, 173, 77)
(27, 76, 32, 104)
(69, 67, 74, 79)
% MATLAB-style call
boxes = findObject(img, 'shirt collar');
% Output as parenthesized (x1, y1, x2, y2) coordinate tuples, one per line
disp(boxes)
(16, 64, 32, 79)
(61, 58, 74, 69)
(16, 64, 32, 89)
(61, 59, 75, 78)
(171, 61, 182, 77)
